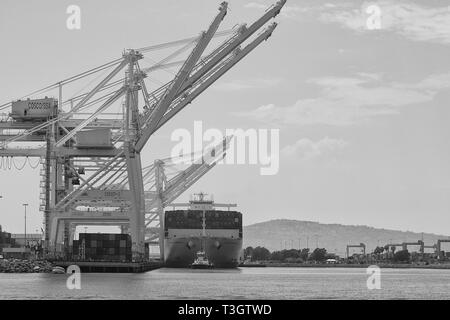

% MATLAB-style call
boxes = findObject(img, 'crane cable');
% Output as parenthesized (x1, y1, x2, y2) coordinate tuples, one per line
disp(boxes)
(0, 58, 123, 111)
(12, 157, 27, 170)
(0, 29, 237, 110)
(137, 28, 235, 53)
(28, 157, 41, 169)
(1, 157, 12, 170)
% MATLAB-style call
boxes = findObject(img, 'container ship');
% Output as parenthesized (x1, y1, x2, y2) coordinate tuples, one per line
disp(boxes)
(164, 193, 242, 268)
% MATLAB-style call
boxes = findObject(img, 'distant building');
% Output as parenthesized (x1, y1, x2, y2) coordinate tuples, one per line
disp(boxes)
(11, 234, 42, 247)
(326, 259, 338, 264)
(0, 227, 14, 250)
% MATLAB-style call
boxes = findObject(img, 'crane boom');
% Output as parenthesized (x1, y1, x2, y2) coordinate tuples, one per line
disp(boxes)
(155, 23, 278, 132)
(135, 2, 229, 152)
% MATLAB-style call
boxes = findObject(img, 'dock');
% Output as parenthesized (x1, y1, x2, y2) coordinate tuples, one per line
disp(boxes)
(53, 261, 162, 273)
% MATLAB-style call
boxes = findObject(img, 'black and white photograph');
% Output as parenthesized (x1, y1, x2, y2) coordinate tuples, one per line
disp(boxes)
(0, 0, 450, 308)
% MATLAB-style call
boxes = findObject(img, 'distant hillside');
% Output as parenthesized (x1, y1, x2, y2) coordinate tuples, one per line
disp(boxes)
(243, 219, 450, 257)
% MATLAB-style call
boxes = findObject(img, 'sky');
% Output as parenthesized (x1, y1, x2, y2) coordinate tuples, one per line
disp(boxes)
(0, 0, 450, 235)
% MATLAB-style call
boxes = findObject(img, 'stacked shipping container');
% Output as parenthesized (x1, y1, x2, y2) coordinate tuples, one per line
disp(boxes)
(72, 233, 132, 262)
(165, 210, 242, 231)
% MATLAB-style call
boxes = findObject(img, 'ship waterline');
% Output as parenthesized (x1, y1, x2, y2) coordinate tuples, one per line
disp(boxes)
(164, 237, 242, 268)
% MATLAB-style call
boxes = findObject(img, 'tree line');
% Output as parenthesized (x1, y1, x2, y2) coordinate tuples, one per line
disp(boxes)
(244, 246, 332, 263)
(245, 245, 413, 263)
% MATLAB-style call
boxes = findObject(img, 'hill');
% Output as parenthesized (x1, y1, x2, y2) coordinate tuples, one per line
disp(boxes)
(243, 219, 450, 257)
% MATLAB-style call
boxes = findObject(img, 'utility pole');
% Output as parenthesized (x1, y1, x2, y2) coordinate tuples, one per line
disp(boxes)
(23, 203, 28, 247)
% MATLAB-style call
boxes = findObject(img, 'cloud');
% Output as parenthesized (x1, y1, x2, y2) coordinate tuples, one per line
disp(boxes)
(319, 1, 450, 45)
(246, 1, 450, 45)
(282, 137, 348, 160)
(234, 72, 450, 126)
(212, 77, 282, 92)
(244, 2, 308, 19)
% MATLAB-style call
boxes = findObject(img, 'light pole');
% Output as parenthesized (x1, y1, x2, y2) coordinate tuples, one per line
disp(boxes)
(0, 196, 2, 233)
(23, 203, 28, 247)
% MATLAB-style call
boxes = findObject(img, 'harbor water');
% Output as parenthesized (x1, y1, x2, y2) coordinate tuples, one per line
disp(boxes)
(0, 267, 450, 300)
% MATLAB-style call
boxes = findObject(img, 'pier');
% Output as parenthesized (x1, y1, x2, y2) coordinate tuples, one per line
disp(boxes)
(53, 261, 162, 273)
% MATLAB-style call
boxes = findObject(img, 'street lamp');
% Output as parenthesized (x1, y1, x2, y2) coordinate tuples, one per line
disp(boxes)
(23, 203, 28, 247)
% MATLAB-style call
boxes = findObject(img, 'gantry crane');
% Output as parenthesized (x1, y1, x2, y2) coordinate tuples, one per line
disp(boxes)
(437, 239, 450, 259)
(0, 1, 286, 260)
(401, 240, 424, 253)
(385, 243, 403, 252)
(346, 243, 366, 258)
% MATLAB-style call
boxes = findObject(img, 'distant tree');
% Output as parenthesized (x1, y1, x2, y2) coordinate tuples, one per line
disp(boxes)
(299, 248, 309, 261)
(373, 246, 384, 255)
(244, 246, 254, 259)
(284, 249, 300, 260)
(384, 245, 390, 252)
(251, 246, 271, 261)
(393, 250, 410, 263)
(269, 250, 284, 261)
(309, 248, 327, 262)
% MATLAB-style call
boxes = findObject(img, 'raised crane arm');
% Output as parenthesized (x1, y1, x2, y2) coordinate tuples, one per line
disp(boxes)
(155, 23, 278, 133)
(180, 0, 286, 93)
(135, 0, 285, 140)
(135, 2, 229, 152)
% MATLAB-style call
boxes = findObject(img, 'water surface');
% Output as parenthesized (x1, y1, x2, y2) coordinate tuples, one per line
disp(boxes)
(1, 267, 449, 299)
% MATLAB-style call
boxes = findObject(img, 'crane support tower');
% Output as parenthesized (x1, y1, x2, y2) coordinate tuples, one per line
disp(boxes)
(0, 1, 287, 261)
(437, 239, 450, 260)
(401, 240, 424, 253)
(346, 243, 366, 258)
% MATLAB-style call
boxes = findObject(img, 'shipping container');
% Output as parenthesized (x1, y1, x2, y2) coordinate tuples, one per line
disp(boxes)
(73, 233, 132, 262)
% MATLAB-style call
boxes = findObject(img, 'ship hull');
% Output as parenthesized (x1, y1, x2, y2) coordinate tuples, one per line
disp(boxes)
(164, 237, 242, 268)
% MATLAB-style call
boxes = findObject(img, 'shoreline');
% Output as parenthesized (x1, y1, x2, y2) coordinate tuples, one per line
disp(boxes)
(240, 263, 450, 270)
(0, 259, 54, 273)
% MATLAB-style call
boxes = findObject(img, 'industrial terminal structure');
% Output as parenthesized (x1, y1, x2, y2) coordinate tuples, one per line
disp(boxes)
(0, 1, 287, 264)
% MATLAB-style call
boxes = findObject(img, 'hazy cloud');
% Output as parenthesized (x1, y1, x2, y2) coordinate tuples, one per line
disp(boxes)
(234, 73, 450, 126)
(244, 2, 310, 19)
(213, 77, 282, 92)
(319, 1, 450, 45)
(246, 1, 450, 45)
(282, 137, 348, 160)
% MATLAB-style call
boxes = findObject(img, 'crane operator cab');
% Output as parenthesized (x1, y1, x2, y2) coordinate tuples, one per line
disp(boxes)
(10, 97, 58, 122)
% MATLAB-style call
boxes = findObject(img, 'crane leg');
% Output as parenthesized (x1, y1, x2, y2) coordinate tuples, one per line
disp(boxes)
(125, 146, 145, 261)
